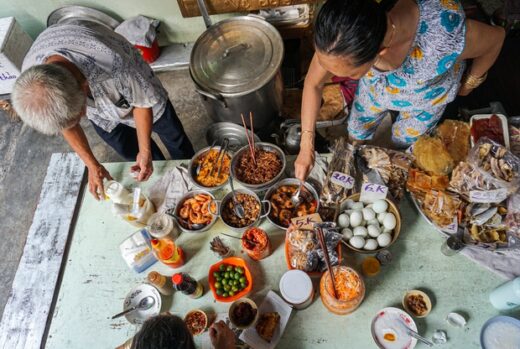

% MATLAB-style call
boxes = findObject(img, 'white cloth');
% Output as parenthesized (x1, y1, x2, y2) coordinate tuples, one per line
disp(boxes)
(461, 247, 520, 280)
(22, 21, 167, 132)
(115, 15, 160, 47)
(147, 166, 192, 213)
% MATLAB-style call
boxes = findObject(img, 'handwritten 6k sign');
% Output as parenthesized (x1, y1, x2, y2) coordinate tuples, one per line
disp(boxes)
(360, 183, 388, 203)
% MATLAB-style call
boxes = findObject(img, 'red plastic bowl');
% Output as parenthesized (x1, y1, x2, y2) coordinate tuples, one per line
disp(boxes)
(208, 257, 253, 303)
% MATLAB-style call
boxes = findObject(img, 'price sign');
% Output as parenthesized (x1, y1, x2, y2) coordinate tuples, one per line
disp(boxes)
(469, 189, 508, 204)
(359, 182, 388, 203)
(330, 171, 355, 189)
(290, 213, 322, 230)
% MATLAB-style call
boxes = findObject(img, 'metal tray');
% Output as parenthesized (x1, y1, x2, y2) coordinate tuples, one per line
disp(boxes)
(47, 5, 121, 30)
(409, 192, 516, 251)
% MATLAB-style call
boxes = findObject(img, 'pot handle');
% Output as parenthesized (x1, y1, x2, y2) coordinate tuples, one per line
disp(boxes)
(194, 86, 228, 108)
(260, 200, 272, 218)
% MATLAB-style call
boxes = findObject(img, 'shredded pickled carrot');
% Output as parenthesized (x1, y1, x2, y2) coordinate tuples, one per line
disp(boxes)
(326, 267, 362, 301)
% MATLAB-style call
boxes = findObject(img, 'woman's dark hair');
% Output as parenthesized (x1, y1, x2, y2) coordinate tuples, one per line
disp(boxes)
(131, 314, 196, 349)
(315, 0, 396, 66)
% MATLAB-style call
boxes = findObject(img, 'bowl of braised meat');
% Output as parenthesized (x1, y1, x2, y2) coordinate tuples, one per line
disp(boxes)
(230, 142, 286, 191)
(265, 178, 319, 229)
(220, 189, 270, 233)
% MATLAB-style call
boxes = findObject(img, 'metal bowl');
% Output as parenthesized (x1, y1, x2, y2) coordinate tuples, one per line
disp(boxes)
(188, 146, 231, 192)
(174, 190, 218, 233)
(219, 188, 270, 234)
(264, 178, 320, 230)
(206, 122, 261, 153)
(230, 142, 286, 192)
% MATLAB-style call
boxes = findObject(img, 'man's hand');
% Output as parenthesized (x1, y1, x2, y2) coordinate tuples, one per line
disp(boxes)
(209, 321, 235, 349)
(131, 150, 153, 181)
(88, 165, 112, 200)
(294, 147, 315, 182)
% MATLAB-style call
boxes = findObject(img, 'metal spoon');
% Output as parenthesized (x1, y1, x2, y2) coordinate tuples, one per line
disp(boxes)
(401, 322, 433, 347)
(165, 208, 205, 230)
(112, 296, 155, 319)
(290, 181, 304, 207)
(228, 172, 245, 219)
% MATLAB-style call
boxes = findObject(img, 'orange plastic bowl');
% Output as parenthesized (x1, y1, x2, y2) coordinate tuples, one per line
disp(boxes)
(208, 257, 253, 303)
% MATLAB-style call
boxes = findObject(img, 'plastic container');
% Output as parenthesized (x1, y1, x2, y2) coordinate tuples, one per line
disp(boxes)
(489, 277, 520, 310)
(470, 114, 510, 149)
(148, 212, 180, 240)
(105, 180, 131, 203)
(208, 257, 253, 303)
(241, 227, 271, 261)
(320, 266, 365, 315)
(279, 270, 314, 310)
(119, 229, 157, 273)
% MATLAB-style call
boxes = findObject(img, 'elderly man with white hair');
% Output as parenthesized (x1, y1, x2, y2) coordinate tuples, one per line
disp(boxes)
(12, 21, 194, 199)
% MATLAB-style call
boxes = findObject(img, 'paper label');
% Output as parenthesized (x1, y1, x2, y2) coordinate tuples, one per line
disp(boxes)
(360, 183, 388, 203)
(469, 189, 508, 203)
(330, 171, 355, 189)
(290, 213, 322, 230)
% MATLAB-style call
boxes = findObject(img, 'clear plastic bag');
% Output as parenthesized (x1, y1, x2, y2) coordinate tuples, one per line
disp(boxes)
(468, 137, 520, 192)
(448, 162, 508, 203)
(506, 192, 520, 238)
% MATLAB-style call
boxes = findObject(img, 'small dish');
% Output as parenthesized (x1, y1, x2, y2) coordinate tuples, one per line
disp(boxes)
(480, 315, 520, 349)
(123, 284, 162, 325)
(184, 309, 208, 336)
(229, 297, 259, 329)
(402, 290, 432, 318)
(371, 307, 418, 349)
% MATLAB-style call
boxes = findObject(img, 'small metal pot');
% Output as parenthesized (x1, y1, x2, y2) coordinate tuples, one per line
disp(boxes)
(188, 145, 231, 192)
(174, 190, 219, 233)
(264, 178, 320, 230)
(230, 142, 286, 192)
(219, 188, 271, 234)
(190, 15, 284, 128)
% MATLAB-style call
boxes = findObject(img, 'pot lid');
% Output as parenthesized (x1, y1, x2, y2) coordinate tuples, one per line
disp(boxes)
(279, 270, 313, 304)
(190, 16, 284, 96)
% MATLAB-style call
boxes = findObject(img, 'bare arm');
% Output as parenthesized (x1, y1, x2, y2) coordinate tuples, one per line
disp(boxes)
(458, 19, 505, 95)
(62, 124, 112, 200)
(294, 54, 333, 181)
(132, 107, 154, 181)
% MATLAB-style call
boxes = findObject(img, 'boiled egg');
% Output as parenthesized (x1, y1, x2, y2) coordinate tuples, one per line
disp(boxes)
(342, 228, 353, 240)
(349, 236, 365, 249)
(373, 199, 389, 213)
(350, 211, 363, 227)
(383, 213, 397, 230)
(364, 239, 378, 250)
(353, 226, 368, 237)
(362, 208, 376, 221)
(377, 232, 392, 247)
(367, 224, 382, 238)
(338, 213, 350, 228)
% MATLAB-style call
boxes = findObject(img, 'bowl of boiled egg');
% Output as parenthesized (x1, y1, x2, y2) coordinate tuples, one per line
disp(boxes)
(337, 194, 401, 254)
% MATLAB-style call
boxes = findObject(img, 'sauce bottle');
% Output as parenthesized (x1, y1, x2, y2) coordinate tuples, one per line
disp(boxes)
(151, 238, 185, 268)
(172, 273, 203, 298)
(147, 271, 174, 296)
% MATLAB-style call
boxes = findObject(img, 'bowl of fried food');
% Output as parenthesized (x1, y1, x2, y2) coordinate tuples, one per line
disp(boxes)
(220, 189, 270, 233)
(265, 178, 319, 230)
(230, 142, 286, 191)
(175, 190, 218, 233)
(189, 145, 231, 192)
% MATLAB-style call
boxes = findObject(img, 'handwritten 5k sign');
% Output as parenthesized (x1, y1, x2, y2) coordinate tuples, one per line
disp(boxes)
(330, 171, 355, 189)
(360, 183, 388, 203)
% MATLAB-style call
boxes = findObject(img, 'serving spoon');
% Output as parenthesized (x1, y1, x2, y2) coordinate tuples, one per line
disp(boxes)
(228, 172, 245, 219)
(290, 181, 304, 207)
(165, 208, 205, 230)
(112, 296, 155, 319)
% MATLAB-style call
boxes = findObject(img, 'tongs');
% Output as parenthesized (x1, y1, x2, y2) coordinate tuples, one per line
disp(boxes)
(210, 138, 229, 178)
(196, 140, 217, 177)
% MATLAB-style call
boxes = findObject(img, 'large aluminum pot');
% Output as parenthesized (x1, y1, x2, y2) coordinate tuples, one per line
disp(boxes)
(190, 15, 284, 128)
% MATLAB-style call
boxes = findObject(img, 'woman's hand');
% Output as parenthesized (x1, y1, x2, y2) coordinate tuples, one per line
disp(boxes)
(131, 150, 153, 182)
(87, 164, 112, 200)
(295, 146, 315, 182)
(209, 321, 235, 349)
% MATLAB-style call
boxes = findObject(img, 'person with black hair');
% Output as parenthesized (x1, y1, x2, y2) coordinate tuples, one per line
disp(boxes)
(294, 0, 505, 181)
(129, 314, 235, 349)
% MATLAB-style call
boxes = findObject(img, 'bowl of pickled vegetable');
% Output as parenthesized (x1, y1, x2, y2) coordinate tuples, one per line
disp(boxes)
(208, 257, 253, 302)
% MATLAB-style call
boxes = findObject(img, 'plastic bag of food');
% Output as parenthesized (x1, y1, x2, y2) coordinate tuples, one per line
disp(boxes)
(435, 119, 471, 163)
(357, 145, 412, 203)
(506, 192, 520, 238)
(468, 137, 520, 191)
(421, 190, 462, 228)
(320, 138, 357, 208)
(315, 226, 342, 272)
(448, 162, 509, 203)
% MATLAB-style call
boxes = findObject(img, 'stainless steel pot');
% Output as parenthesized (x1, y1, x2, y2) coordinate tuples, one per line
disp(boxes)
(190, 15, 284, 128)
(188, 145, 231, 193)
(219, 188, 271, 234)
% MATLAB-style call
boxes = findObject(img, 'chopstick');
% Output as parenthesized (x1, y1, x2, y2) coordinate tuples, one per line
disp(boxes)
(316, 225, 339, 299)
(249, 111, 257, 166)
(240, 113, 257, 166)
(220, 232, 256, 246)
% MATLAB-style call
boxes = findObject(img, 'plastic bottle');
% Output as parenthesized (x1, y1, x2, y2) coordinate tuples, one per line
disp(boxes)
(172, 273, 203, 298)
(105, 180, 131, 204)
(105, 181, 156, 227)
(147, 271, 174, 296)
(151, 238, 185, 268)
(489, 277, 520, 310)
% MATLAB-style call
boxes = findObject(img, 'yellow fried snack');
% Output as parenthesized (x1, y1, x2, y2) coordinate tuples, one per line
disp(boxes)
(413, 136, 455, 175)
(436, 120, 470, 163)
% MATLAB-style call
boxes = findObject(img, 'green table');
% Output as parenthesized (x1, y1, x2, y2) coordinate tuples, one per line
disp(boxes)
(45, 160, 506, 348)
